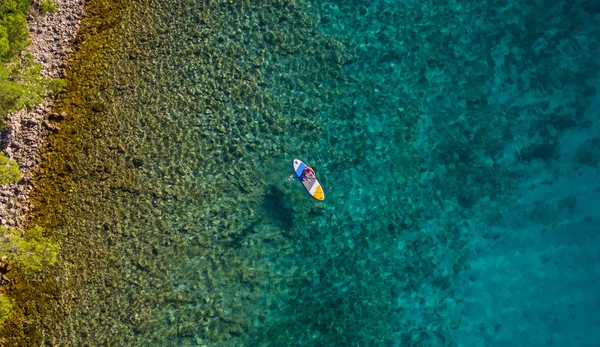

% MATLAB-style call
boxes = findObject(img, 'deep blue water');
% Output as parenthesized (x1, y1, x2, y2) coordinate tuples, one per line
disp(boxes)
(313, 1, 600, 345)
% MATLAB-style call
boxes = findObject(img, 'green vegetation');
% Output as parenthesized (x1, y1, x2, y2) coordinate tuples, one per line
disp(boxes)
(0, 0, 64, 128)
(38, 0, 55, 14)
(0, 225, 59, 276)
(0, 152, 22, 185)
(1, 52, 64, 119)
(0, 0, 30, 120)
(0, 295, 11, 325)
(0, 0, 30, 59)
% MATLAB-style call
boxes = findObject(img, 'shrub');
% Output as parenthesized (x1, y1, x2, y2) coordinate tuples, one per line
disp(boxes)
(0, 0, 64, 128)
(0, 295, 11, 325)
(0, 225, 59, 276)
(0, 295, 12, 324)
(0, 0, 31, 60)
(0, 12, 30, 59)
(0, 152, 21, 184)
(0, 25, 9, 58)
(0, 53, 64, 128)
(38, 0, 56, 15)
(0, 0, 31, 14)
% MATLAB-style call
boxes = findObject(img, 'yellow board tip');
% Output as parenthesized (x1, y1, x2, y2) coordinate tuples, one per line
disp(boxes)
(312, 186, 325, 200)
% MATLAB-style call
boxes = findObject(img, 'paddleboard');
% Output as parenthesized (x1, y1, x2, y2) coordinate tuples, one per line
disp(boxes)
(293, 159, 324, 201)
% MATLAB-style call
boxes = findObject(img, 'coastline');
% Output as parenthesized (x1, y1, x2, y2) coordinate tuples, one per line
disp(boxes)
(0, 0, 85, 229)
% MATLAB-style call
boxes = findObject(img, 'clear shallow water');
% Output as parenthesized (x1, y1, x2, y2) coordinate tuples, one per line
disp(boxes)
(3, 0, 599, 345)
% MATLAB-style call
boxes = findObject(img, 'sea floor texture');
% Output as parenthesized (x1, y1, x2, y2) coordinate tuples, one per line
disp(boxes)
(1, 0, 599, 346)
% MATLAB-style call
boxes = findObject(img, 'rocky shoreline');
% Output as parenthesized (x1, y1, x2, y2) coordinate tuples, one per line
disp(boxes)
(0, 0, 85, 229)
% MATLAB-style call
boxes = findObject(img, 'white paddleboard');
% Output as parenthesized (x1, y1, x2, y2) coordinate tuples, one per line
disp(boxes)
(293, 159, 324, 201)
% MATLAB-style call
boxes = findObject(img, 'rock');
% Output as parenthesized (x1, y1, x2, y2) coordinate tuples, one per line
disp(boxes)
(132, 156, 145, 168)
(42, 120, 59, 132)
(0, 263, 14, 274)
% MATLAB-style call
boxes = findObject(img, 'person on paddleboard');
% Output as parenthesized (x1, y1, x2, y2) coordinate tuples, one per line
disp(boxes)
(301, 167, 315, 181)
(291, 159, 324, 200)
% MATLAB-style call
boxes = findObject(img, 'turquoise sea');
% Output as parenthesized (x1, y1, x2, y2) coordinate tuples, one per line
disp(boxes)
(6, 0, 600, 345)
